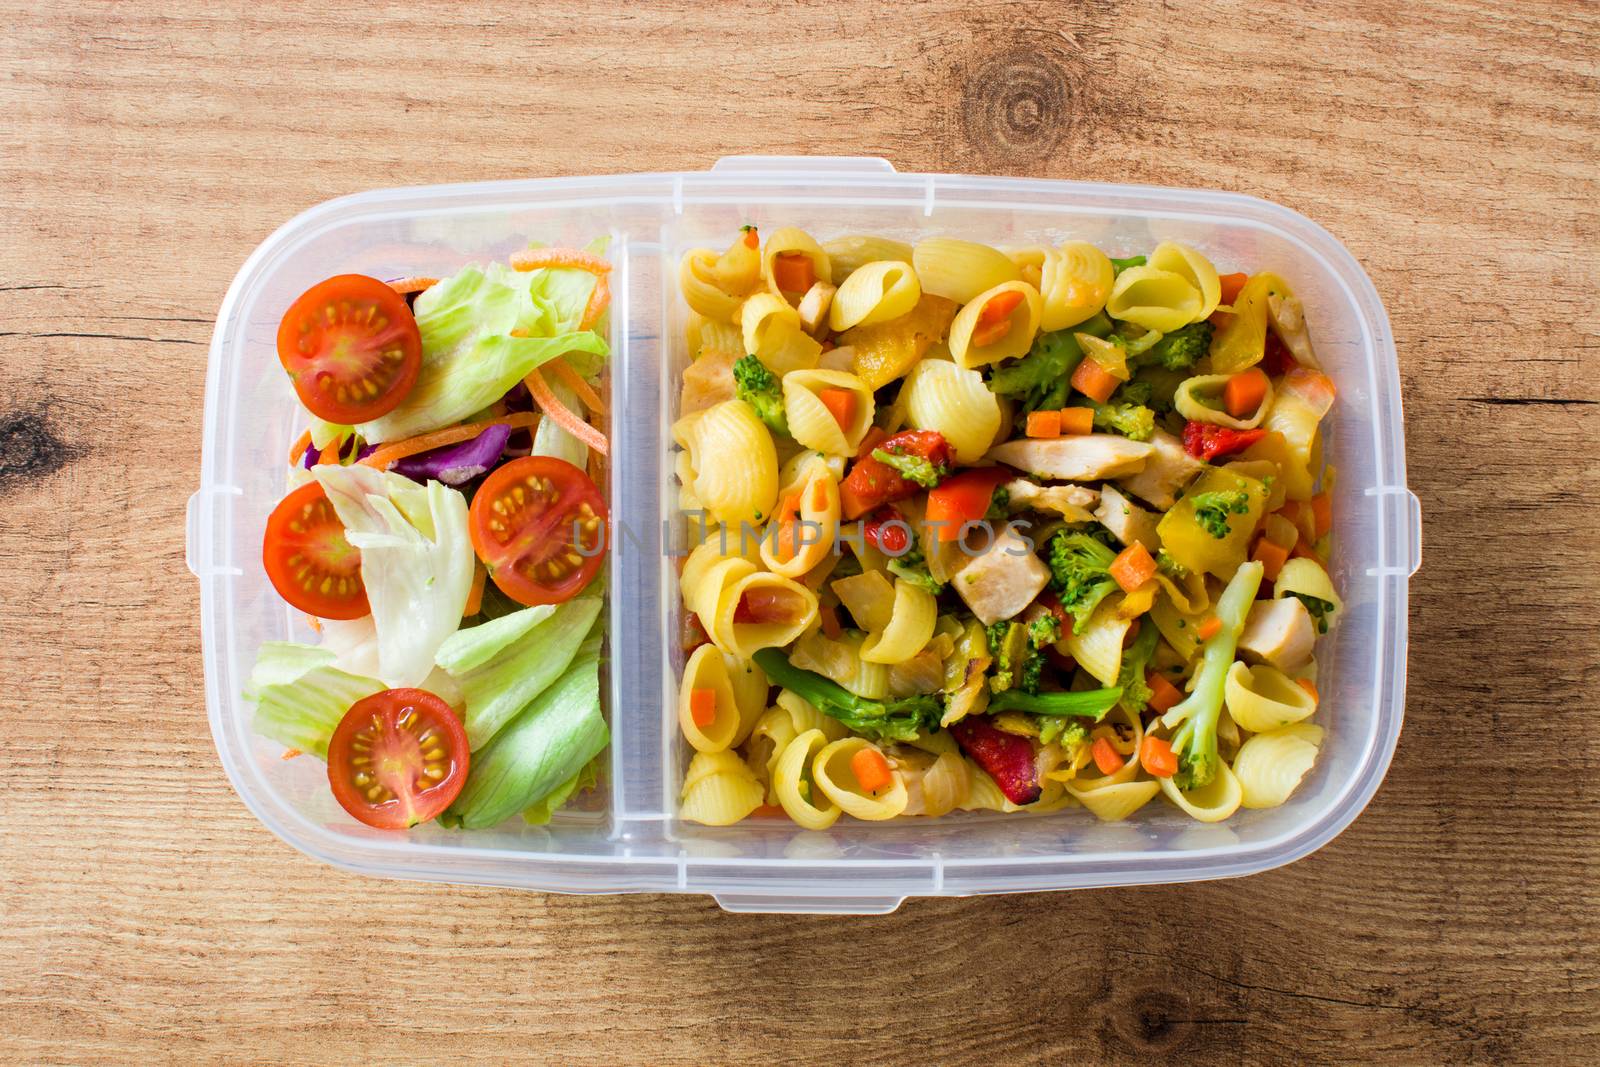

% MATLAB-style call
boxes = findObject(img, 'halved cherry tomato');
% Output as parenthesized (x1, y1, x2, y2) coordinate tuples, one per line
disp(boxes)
(469, 456, 607, 606)
(262, 481, 369, 620)
(327, 688, 469, 829)
(276, 274, 422, 423)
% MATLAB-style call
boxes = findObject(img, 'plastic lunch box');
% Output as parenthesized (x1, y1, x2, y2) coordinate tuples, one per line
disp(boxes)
(188, 156, 1422, 915)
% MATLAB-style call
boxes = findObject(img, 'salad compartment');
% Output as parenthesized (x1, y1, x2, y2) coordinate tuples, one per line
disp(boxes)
(193, 158, 1419, 913)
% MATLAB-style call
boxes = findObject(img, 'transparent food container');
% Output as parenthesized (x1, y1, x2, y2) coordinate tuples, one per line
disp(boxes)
(189, 156, 1421, 915)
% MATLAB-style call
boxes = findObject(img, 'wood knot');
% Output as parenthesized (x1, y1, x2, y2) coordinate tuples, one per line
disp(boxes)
(0, 411, 75, 494)
(1108, 988, 1194, 1053)
(960, 50, 1070, 163)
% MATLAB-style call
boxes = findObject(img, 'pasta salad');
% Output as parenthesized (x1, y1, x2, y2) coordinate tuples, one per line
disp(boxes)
(673, 228, 1340, 827)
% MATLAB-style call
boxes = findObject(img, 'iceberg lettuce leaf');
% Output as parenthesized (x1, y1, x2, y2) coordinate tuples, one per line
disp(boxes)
(243, 642, 383, 759)
(446, 629, 607, 829)
(357, 261, 608, 442)
(521, 753, 604, 825)
(436, 591, 602, 750)
(312, 465, 474, 688)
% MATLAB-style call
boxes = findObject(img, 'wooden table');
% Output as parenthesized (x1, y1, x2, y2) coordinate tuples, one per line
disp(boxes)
(3, 2, 1595, 1063)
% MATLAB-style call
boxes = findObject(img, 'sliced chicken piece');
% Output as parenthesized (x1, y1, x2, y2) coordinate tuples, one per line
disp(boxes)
(1115, 428, 1204, 511)
(985, 435, 1152, 482)
(797, 281, 837, 337)
(1094, 484, 1161, 552)
(951, 529, 1052, 626)
(1238, 598, 1316, 674)
(1003, 479, 1099, 523)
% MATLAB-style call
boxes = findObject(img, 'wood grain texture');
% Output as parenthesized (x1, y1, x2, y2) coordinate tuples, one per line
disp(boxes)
(2, 0, 1597, 1063)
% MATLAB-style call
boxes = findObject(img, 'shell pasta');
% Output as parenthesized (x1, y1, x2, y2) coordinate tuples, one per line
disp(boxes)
(673, 224, 1342, 828)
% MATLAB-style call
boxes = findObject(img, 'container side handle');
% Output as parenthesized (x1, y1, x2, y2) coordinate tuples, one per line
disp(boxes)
(185, 490, 203, 577)
(1364, 485, 1422, 578)
(713, 893, 906, 916)
(711, 155, 897, 175)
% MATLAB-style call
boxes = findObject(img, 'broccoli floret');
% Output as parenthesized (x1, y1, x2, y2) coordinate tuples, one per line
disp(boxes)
(1113, 378, 1154, 407)
(1027, 613, 1062, 649)
(984, 620, 1008, 653)
(1090, 401, 1156, 442)
(1190, 487, 1252, 539)
(1046, 532, 1118, 633)
(988, 619, 1057, 696)
(1109, 255, 1146, 274)
(871, 447, 949, 488)
(732, 355, 788, 435)
(1115, 623, 1159, 715)
(1289, 592, 1337, 634)
(1038, 716, 1090, 748)
(988, 622, 1029, 694)
(887, 543, 945, 594)
(988, 314, 1114, 413)
(1155, 549, 1189, 578)
(1020, 653, 1045, 694)
(1141, 321, 1214, 371)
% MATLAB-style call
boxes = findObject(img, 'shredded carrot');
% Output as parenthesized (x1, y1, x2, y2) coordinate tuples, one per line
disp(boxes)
(1147, 672, 1183, 713)
(1091, 737, 1125, 776)
(281, 748, 303, 760)
(508, 247, 612, 275)
(288, 429, 313, 467)
(303, 613, 322, 633)
(1140, 736, 1178, 778)
(1251, 537, 1291, 581)
(742, 227, 760, 250)
(1059, 407, 1094, 436)
(1109, 543, 1157, 593)
(688, 687, 718, 728)
(361, 411, 541, 471)
(1195, 615, 1223, 641)
(386, 276, 438, 296)
(750, 804, 786, 818)
(1070, 357, 1120, 404)
(1297, 678, 1319, 703)
(579, 271, 611, 331)
(524, 367, 609, 456)
(548, 359, 607, 416)
(1026, 409, 1062, 438)
(464, 563, 487, 617)
(316, 438, 345, 465)
(850, 747, 893, 793)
